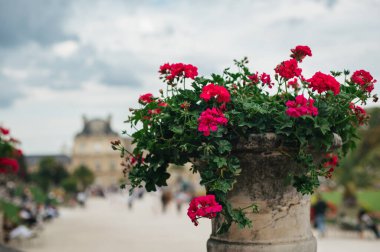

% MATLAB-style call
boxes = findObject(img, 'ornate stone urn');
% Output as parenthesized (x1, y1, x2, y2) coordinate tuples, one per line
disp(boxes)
(207, 133, 341, 252)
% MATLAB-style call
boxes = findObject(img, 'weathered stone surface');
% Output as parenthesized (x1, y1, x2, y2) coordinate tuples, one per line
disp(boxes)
(207, 133, 317, 252)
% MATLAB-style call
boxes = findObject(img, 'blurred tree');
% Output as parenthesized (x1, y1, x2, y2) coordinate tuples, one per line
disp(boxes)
(61, 176, 78, 194)
(32, 157, 69, 192)
(73, 165, 94, 191)
(336, 107, 380, 206)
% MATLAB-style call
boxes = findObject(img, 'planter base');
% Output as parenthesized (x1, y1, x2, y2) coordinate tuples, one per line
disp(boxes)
(207, 236, 317, 252)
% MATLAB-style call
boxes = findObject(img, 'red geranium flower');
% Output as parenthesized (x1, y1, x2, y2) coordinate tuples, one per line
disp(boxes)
(0, 127, 10, 135)
(159, 63, 171, 74)
(288, 78, 300, 90)
(129, 155, 145, 166)
(158, 101, 168, 107)
(349, 103, 368, 125)
(351, 70, 376, 93)
(139, 93, 154, 104)
(180, 101, 191, 110)
(290, 45, 312, 62)
(198, 108, 228, 136)
(187, 195, 222, 226)
(285, 95, 318, 118)
(275, 59, 302, 80)
(148, 108, 161, 115)
(307, 72, 340, 95)
(0, 157, 19, 173)
(260, 73, 273, 88)
(159, 63, 198, 80)
(323, 153, 339, 178)
(200, 83, 231, 103)
(248, 72, 259, 84)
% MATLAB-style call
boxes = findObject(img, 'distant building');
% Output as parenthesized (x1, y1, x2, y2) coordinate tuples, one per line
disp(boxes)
(25, 154, 71, 173)
(69, 115, 132, 186)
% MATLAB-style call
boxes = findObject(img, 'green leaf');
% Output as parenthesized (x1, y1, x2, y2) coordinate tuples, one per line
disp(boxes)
(213, 156, 227, 168)
(217, 140, 232, 154)
(170, 126, 184, 134)
(210, 179, 233, 193)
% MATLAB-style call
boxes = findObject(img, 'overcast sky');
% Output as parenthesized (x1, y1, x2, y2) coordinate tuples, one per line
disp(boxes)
(0, 0, 380, 155)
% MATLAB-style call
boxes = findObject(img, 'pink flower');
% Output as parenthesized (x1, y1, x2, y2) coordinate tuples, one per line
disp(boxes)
(0, 157, 19, 174)
(198, 108, 228, 136)
(290, 45, 312, 62)
(187, 195, 222, 226)
(139, 93, 154, 104)
(275, 59, 302, 79)
(307, 72, 340, 95)
(351, 70, 376, 93)
(200, 83, 231, 103)
(285, 95, 318, 118)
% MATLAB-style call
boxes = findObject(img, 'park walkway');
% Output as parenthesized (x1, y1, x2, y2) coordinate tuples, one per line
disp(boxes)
(15, 193, 379, 252)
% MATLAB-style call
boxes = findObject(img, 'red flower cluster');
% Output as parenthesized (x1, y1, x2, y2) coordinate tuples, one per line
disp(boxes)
(158, 101, 168, 107)
(0, 127, 10, 135)
(248, 72, 259, 84)
(275, 59, 302, 79)
(323, 153, 339, 178)
(148, 108, 161, 115)
(198, 108, 228, 136)
(248, 73, 273, 88)
(130, 155, 145, 166)
(290, 45, 312, 62)
(288, 78, 300, 90)
(286, 95, 318, 118)
(260, 73, 273, 88)
(349, 103, 367, 125)
(180, 101, 191, 110)
(0, 157, 19, 174)
(307, 72, 340, 95)
(139, 93, 154, 104)
(159, 63, 198, 81)
(351, 70, 376, 93)
(200, 83, 231, 103)
(187, 195, 222, 226)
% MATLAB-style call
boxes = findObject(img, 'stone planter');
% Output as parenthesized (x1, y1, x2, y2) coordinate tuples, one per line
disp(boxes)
(207, 133, 341, 252)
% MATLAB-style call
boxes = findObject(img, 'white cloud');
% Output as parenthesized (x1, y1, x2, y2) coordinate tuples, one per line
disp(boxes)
(51, 40, 79, 58)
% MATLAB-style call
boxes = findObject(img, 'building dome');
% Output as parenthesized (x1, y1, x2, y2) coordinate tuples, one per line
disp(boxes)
(76, 115, 118, 137)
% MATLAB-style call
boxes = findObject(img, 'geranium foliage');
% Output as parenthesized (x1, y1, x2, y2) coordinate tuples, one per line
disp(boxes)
(113, 45, 377, 233)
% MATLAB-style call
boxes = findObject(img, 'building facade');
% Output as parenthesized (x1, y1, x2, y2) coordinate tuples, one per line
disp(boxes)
(70, 115, 132, 186)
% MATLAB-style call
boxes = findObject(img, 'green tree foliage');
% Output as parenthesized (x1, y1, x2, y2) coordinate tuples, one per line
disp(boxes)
(32, 157, 69, 192)
(73, 165, 95, 191)
(338, 107, 380, 189)
(61, 176, 78, 194)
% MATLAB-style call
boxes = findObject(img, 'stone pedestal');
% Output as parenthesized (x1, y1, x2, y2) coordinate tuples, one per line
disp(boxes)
(207, 133, 317, 252)
(0, 211, 3, 244)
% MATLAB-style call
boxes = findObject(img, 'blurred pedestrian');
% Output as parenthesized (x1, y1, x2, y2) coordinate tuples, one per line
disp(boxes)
(313, 194, 328, 237)
(358, 209, 380, 239)
(161, 189, 172, 213)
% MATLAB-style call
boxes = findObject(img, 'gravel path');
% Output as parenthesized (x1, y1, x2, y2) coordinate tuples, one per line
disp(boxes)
(14, 193, 379, 252)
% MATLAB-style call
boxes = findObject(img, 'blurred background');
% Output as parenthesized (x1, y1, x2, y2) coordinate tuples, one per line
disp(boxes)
(0, 0, 379, 251)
